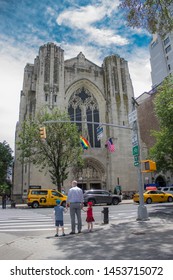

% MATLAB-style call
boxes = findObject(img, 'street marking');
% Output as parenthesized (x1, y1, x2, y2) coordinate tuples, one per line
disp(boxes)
(0, 227, 69, 232)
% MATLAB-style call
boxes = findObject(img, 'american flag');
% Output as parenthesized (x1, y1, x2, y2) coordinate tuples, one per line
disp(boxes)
(105, 138, 115, 153)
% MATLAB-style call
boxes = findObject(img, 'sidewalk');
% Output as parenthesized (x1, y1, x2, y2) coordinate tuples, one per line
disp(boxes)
(1, 202, 173, 260)
(25, 217, 173, 260)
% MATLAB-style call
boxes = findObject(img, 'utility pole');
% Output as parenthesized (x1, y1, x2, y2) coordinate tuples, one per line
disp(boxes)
(131, 97, 148, 221)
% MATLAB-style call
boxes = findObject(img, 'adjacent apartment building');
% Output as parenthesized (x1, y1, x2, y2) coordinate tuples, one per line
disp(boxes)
(149, 5, 173, 87)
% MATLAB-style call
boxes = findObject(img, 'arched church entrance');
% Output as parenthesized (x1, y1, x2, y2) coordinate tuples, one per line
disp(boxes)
(74, 158, 106, 191)
(155, 175, 166, 187)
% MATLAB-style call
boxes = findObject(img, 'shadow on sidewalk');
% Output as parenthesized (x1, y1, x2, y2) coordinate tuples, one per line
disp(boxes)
(46, 218, 173, 260)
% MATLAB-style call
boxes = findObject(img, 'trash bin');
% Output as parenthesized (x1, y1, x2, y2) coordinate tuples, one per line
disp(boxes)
(102, 207, 109, 224)
(11, 200, 16, 208)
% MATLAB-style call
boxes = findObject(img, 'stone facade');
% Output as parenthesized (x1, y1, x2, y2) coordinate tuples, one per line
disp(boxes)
(13, 42, 138, 201)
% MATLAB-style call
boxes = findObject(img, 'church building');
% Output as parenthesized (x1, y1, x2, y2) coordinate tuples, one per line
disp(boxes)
(13, 42, 138, 201)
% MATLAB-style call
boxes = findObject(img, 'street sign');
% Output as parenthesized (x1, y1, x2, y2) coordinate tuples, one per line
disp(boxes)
(128, 110, 137, 124)
(132, 145, 139, 156)
(134, 155, 139, 166)
(131, 133, 138, 146)
(96, 125, 103, 140)
(134, 155, 139, 161)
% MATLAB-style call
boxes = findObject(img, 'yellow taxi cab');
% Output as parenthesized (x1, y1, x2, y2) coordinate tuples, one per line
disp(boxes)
(27, 189, 67, 208)
(133, 190, 173, 204)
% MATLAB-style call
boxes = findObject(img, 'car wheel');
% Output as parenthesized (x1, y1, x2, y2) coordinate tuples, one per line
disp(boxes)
(167, 196, 173, 202)
(112, 198, 119, 205)
(88, 199, 96, 206)
(146, 198, 152, 204)
(32, 201, 39, 208)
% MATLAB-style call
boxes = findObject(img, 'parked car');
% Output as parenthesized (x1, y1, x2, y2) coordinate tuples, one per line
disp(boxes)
(133, 190, 173, 204)
(27, 189, 67, 208)
(158, 186, 173, 195)
(83, 189, 122, 206)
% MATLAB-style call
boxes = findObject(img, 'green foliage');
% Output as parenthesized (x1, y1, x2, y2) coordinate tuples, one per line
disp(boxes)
(0, 183, 11, 196)
(17, 108, 84, 191)
(149, 75, 173, 173)
(119, 1, 173, 37)
(0, 141, 13, 186)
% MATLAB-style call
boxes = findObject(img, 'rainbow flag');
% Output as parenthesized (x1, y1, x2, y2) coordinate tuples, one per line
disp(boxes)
(80, 136, 90, 149)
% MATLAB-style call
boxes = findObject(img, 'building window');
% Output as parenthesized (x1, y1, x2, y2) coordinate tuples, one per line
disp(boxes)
(164, 37, 170, 46)
(151, 39, 158, 48)
(165, 45, 171, 54)
(25, 164, 27, 173)
(68, 87, 101, 148)
(54, 95, 57, 102)
(45, 94, 48, 101)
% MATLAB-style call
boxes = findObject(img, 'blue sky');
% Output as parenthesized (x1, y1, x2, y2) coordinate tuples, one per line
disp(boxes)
(0, 0, 152, 151)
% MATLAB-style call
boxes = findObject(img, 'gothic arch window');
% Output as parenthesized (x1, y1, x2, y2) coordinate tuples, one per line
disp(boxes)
(68, 87, 101, 148)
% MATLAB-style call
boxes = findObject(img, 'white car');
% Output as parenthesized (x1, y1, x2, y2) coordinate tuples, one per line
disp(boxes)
(158, 186, 173, 195)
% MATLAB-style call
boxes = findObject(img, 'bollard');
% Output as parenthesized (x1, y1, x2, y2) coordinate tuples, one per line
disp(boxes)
(11, 200, 16, 208)
(102, 207, 109, 224)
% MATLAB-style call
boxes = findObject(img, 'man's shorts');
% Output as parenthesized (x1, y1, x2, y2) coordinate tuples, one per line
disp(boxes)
(55, 220, 64, 226)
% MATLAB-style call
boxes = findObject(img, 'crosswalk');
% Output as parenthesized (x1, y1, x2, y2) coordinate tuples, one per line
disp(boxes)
(0, 208, 62, 232)
(0, 206, 147, 233)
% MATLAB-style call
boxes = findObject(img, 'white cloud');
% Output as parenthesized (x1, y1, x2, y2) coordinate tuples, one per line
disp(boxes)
(57, 5, 106, 28)
(86, 26, 128, 46)
(128, 48, 152, 97)
(0, 55, 24, 151)
(0, 36, 40, 151)
(56, 1, 128, 47)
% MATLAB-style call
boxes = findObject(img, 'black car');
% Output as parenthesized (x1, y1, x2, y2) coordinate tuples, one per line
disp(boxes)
(83, 189, 122, 206)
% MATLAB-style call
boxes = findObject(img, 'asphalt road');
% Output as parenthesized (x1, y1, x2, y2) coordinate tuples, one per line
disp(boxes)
(1, 202, 173, 239)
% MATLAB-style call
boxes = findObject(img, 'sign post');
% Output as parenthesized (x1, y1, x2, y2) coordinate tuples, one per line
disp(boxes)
(129, 101, 148, 221)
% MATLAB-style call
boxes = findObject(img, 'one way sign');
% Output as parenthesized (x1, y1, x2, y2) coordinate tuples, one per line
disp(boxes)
(96, 125, 103, 140)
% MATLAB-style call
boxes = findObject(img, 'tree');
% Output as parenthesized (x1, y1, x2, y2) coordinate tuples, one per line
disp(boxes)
(119, 0, 173, 36)
(0, 141, 13, 190)
(149, 75, 173, 173)
(17, 108, 84, 191)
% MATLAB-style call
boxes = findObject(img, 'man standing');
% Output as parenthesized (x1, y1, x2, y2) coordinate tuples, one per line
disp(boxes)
(67, 180, 84, 234)
(2, 193, 7, 209)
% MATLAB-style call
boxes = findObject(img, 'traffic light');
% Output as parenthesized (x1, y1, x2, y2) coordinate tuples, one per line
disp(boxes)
(39, 127, 46, 139)
(142, 160, 156, 172)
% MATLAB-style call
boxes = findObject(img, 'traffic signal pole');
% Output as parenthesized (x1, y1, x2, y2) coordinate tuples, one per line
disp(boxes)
(134, 120, 148, 220)
(131, 98, 148, 221)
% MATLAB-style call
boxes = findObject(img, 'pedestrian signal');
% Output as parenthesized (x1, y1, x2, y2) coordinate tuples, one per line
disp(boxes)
(39, 127, 46, 139)
(141, 160, 156, 173)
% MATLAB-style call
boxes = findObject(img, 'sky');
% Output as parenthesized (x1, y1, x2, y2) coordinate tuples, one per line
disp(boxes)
(0, 0, 152, 152)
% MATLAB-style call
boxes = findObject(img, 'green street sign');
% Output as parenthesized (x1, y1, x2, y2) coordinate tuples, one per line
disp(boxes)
(134, 161, 139, 166)
(134, 155, 139, 161)
(132, 145, 139, 156)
